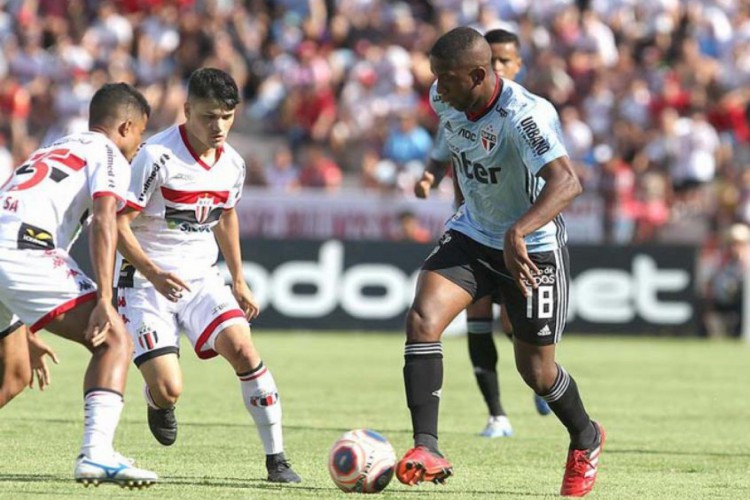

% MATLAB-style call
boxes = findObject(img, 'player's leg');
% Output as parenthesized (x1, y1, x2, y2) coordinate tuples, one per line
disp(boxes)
(503, 247, 603, 497)
(179, 272, 300, 483)
(398, 269, 472, 486)
(118, 286, 182, 447)
(45, 300, 158, 487)
(138, 355, 182, 446)
(499, 304, 551, 416)
(212, 324, 301, 483)
(0, 320, 30, 408)
(466, 296, 512, 437)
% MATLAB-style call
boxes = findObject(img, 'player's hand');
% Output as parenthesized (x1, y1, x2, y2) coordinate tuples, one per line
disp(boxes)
(85, 300, 120, 348)
(149, 269, 191, 302)
(414, 171, 435, 199)
(503, 227, 540, 297)
(27, 334, 59, 391)
(233, 281, 260, 321)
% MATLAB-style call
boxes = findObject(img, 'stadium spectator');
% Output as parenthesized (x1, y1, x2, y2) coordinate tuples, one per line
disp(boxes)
(700, 223, 750, 337)
(265, 145, 300, 192)
(393, 210, 431, 243)
(298, 142, 342, 190)
(0, 0, 749, 245)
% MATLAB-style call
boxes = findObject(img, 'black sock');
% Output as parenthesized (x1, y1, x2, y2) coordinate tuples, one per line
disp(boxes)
(542, 364, 596, 449)
(404, 342, 443, 451)
(467, 319, 503, 416)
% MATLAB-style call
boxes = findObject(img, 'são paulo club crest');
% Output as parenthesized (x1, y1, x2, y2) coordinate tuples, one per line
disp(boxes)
(480, 124, 498, 153)
(195, 194, 215, 224)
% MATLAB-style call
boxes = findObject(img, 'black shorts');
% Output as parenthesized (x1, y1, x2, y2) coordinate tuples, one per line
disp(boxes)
(422, 230, 569, 346)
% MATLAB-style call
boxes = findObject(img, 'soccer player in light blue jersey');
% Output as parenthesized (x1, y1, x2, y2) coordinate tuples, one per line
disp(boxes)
(416, 29, 551, 441)
(397, 27, 604, 497)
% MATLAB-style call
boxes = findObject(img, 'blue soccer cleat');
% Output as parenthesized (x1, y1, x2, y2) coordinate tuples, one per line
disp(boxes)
(534, 394, 552, 416)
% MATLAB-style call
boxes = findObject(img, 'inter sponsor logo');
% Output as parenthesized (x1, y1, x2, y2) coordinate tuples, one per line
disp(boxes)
(518, 116, 551, 156)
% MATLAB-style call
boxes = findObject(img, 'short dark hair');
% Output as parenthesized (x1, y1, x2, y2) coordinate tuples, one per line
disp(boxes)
(89, 83, 150, 128)
(187, 67, 240, 109)
(484, 29, 519, 47)
(430, 27, 485, 61)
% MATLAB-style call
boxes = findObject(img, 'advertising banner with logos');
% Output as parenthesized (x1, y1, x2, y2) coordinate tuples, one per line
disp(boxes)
(219, 239, 698, 334)
(235, 189, 604, 243)
(71, 236, 697, 334)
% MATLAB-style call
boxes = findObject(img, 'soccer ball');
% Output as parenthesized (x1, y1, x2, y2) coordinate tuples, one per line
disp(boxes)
(328, 429, 397, 493)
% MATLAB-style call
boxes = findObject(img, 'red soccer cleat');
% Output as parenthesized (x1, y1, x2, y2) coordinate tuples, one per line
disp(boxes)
(396, 446, 453, 486)
(560, 422, 606, 497)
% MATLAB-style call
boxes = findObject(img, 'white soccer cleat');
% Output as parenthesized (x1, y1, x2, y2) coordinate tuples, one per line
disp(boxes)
(75, 453, 157, 489)
(479, 415, 514, 438)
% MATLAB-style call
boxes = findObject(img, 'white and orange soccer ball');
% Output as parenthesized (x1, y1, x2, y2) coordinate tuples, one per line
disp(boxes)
(328, 429, 396, 493)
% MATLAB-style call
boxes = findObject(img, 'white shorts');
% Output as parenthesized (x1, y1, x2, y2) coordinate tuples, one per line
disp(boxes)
(118, 269, 247, 366)
(0, 310, 22, 340)
(0, 248, 97, 333)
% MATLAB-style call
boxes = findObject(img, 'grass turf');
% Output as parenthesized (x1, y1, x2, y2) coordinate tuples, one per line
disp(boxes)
(1, 333, 749, 499)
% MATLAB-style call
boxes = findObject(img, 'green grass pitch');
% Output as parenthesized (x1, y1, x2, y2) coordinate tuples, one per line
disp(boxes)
(1, 332, 749, 499)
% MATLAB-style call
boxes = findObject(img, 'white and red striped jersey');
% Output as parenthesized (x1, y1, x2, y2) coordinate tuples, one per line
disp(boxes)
(119, 125, 245, 287)
(0, 131, 129, 251)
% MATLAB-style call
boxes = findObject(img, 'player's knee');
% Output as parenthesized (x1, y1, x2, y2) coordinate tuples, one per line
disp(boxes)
(516, 361, 547, 394)
(155, 379, 182, 406)
(405, 307, 441, 342)
(104, 327, 134, 356)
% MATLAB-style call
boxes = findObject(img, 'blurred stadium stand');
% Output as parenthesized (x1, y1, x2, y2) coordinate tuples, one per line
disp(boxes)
(5, 0, 750, 336)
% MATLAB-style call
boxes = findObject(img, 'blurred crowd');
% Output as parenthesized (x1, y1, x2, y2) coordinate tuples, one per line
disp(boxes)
(2, 0, 750, 245)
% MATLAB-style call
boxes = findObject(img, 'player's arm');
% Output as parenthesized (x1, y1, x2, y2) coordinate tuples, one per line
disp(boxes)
(214, 207, 259, 320)
(85, 195, 126, 347)
(116, 208, 189, 302)
(415, 158, 451, 198)
(504, 155, 581, 294)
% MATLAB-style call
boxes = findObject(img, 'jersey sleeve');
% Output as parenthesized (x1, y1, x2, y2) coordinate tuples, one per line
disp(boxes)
(88, 141, 130, 208)
(430, 121, 451, 162)
(511, 101, 568, 175)
(428, 82, 451, 162)
(126, 146, 164, 211)
(225, 161, 245, 210)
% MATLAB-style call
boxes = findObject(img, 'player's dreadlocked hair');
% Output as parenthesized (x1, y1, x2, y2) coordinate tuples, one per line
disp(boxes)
(89, 83, 151, 128)
(484, 29, 520, 47)
(430, 27, 486, 61)
(187, 67, 240, 110)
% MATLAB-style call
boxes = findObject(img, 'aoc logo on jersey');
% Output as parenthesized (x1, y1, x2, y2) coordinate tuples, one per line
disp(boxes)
(480, 125, 498, 153)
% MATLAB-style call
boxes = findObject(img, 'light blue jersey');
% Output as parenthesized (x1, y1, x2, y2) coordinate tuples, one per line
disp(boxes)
(430, 77, 568, 253)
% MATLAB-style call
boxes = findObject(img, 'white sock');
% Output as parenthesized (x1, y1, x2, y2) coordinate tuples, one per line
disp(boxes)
(79, 389, 123, 461)
(238, 362, 283, 455)
(143, 383, 160, 410)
